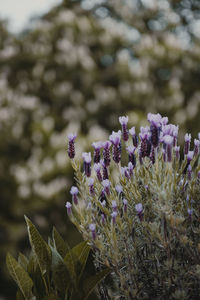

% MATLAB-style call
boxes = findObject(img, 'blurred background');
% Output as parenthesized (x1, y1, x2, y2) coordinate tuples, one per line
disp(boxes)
(0, 0, 200, 298)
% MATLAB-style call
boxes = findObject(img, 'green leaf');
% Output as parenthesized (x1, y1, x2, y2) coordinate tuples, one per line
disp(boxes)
(64, 241, 90, 282)
(25, 216, 51, 276)
(6, 253, 34, 300)
(82, 268, 110, 300)
(51, 246, 72, 297)
(52, 227, 69, 257)
(18, 253, 29, 271)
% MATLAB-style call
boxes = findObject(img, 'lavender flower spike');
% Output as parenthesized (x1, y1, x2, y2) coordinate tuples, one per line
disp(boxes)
(102, 141, 111, 167)
(111, 211, 117, 225)
(112, 200, 117, 212)
(175, 146, 180, 160)
(194, 139, 200, 156)
(70, 186, 79, 205)
(88, 178, 95, 195)
(102, 179, 111, 195)
(94, 163, 103, 182)
(82, 152, 92, 177)
(109, 131, 122, 163)
(163, 135, 173, 162)
(115, 184, 123, 194)
(147, 113, 161, 147)
(67, 133, 77, 159)
(92, 141, 102, 163)
(123, 199, 128, 213)
(127, 145, 136, 167)
(119, 116, 129, 142)
(184, 133, 191, 155)
(89, 223, 96, 240)
(129, 126, 138, 147)
(135, 203, 143, 221)
(66, 202, 72, 215)
(187, 151, 194, 163)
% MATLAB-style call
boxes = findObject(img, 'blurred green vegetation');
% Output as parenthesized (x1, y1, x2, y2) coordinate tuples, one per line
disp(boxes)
(0, 0, 200, 298)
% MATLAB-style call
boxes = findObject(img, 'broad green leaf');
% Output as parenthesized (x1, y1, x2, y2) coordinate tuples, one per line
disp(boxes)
(64, 241, 90, 281)
(25, 216, 51, 276)
(18, 253, 29, 271)
(51, 246, 72, 297)
(6, 253, 34, 300)
(52, 227, 69, 257)
(82, 268, 110, 300)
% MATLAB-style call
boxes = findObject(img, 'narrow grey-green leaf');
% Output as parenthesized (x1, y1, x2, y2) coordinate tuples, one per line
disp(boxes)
(52, 227, 69, 257)
(6, 253, 33, 300)
(25, 216, 51, 276)
(83, 268, 110, 300)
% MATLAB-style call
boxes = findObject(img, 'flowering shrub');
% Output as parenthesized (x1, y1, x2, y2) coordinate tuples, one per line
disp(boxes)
(67, 113, 200, 299)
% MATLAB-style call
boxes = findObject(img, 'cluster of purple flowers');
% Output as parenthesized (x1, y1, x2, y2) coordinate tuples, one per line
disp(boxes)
(66, 113, 200, 240)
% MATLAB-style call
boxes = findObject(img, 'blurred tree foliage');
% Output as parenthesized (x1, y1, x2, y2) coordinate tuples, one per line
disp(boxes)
(0, 0, 200, 298)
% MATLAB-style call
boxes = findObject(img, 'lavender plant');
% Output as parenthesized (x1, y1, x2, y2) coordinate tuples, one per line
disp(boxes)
(67, 113, 200, 299)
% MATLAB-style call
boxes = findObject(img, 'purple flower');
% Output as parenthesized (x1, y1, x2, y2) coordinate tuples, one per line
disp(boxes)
(102, 179, 111, 195)
(89, 223, 96, 240)
(123, 199, 128, 213)
(187, 164, 192, 180)
(184, 133, 191, 155)
(94, 163, 102, 182)
(121, 166, 130, 179)
(67, 133, 77, 159)
(187, 208, 193, 218)
(119, 116, 129, 142)
(198, 171, 200, 179)
(111, 211, 117, 224)
(139, 128, 151, 158)
(101, 199, 106, 207)
(128, 162, 134, 177)
(127, 145, 136, 167)
(66, 202, 72, 215)
(115, 184, 123, 194)
(112, 200, 117, 212)
(109, 131, 122, 163)
(109, 130, 121, 146)
(102, 141, 111, 167)
(147, 113, 162, 147)
(163, 135, 173, 162)
(194, 139, 200, 156)
(175, 146, 180, 160)
(187, 151, 194, 162)
(82, 152, 92, 177)
(160, 116, 168, 126)
(88, 178, 95, 195)
(147, 113, 162, 127)
(129, 127, 138, 147)
(101, 159, 109, 180)
(135, 203, 143, 221)
(70, 186, 79, 205)
(92, 141, 102, 163)
(135, 203, 143, 214)
(101, 213, 105, 225)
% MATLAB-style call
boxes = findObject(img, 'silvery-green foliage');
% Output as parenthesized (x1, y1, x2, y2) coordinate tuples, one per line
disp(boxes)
(68, 113, 200, 299)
